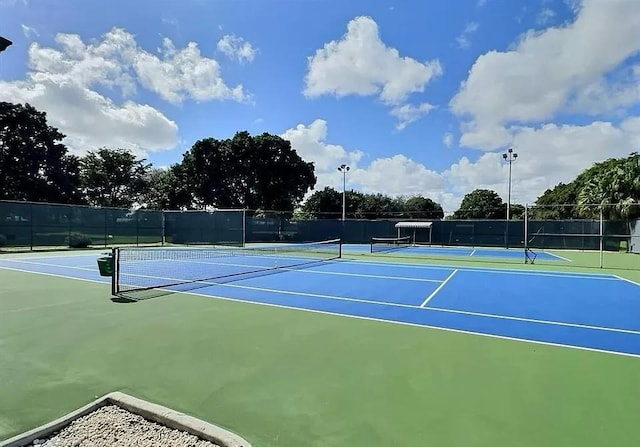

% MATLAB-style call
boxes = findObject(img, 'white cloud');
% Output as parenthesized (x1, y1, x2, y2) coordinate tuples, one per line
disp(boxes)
(216, 34, 256, 64)
(1, 76, 178, 157)
(20, 24, 38, 38)
(304, 16, 442, 105)
(390, 102, 436, 130)
(456, 22, 479, 49)
(443, 132, 454, 148)
(0, 28, 249, 155)
(280, 119, 363, 173)
(536, 8, 556, 25)
(351, 155, 444, 196)
(443, 120, 639, 206)
(450, 0, 640, 150)
(281, 119, 454, 207)
(134, 36, 248, 104)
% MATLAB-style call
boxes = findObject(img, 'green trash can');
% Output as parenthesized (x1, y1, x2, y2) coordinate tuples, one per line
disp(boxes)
(97, 253, 114, 277)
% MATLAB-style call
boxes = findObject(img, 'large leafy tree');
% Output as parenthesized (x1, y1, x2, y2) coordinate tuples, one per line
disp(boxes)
(139, 168, 179, 210)
(533, 153, 640, 219)
(532, 182, 580, 219)
(298, 187, 367, 219)
(453, 189, 505, 219)
(0, 102, 82, 203)
(174, 131, 316, 211)
(402, 196, 445, 219)
(80, 148, 150, 208)
(576, 153, 640, 218)
(299, 188, 444, 219)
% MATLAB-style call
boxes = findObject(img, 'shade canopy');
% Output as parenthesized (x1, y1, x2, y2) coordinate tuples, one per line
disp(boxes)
(394, 221, 433, 229)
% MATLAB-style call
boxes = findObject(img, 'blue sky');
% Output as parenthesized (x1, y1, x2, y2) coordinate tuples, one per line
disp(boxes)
(2, 0, 640, 212)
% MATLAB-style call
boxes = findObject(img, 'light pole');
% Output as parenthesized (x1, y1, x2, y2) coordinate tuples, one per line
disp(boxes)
(337, 164, 350, 221)
(502, 148, 518, 249)
(502, 148, 518, 220)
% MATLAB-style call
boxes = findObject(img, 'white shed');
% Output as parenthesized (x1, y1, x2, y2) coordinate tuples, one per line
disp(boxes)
(394, 221, 433, 245)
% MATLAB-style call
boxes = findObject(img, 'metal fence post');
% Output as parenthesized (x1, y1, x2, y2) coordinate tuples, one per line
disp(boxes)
(599, 206, 604, 268)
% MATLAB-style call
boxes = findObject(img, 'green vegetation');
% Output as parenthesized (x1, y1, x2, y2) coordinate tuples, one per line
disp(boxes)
(298, 187, 444, 219)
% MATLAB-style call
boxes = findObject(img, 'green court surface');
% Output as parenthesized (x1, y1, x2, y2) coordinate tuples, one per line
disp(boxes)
(1, 253, 640, 446)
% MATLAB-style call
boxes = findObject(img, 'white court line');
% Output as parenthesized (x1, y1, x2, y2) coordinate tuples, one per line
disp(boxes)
(0, 265, 108, 285)
(341, 257, 620, 281)
(1, 259, 98, 272)
(171, 258, 444, 283)
(123, 269, 640, 336)
(115, 270, 422, 307)
(425, 305, 640, 336)
(178, 288, 640, 359)
(3, 257, 444, 284)
(542, 251, 573, 262)
(613, 275, 640, 288)
(2, 260, 639, 359)
(420, 270, 458, 307)
(469, 250, 477, 257)
(2, 300, 84, 315)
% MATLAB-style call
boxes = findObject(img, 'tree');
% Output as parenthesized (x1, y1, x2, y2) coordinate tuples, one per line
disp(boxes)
(174, 131, 316, 211)
(299, 188, 370, 219)
(576, 153, 640, 219)
(0, 102, 82, 203)
(509, 203, 525, 220)
(532, 153, 640, 220)
(532, 182, 580, 219)
(80, 148, 150, 208)
(453, 189, 505, 219)
(299, 187, 341, 218)
(139, 168, 178, 210)
(401, 196, 445, 219)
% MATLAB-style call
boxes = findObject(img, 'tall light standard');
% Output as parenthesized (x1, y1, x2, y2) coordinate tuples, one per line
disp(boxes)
(502, 148, 518, 249)
(337, 164, 350, 221)
(502, 148, 518, 220)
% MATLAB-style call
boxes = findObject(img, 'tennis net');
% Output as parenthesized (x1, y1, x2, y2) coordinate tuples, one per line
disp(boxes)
(370, 236, 412, 253)
(112, 239, 342, 296)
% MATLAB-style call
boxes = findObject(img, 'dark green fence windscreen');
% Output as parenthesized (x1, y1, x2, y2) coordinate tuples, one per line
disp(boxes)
(0, 201, 163, 249)
(1, 200, 637, 253)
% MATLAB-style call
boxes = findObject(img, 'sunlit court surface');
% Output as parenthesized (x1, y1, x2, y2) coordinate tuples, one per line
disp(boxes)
(2, 241, 640, 446)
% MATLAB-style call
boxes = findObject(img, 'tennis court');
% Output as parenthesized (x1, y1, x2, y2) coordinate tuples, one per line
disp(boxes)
(363, 242, 568, 261)
(1, 242, 639, 357)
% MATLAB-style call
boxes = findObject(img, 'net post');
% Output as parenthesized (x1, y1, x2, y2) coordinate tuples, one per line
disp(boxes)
(242, 208, 247, 248)
(161, 211, 166, 246)
(599, 205, 604, 268)
(29, 202, 34, 251)
(111, 247, 118, 296)
(339, 239, 343, 258)
(104, 209, 108, 248)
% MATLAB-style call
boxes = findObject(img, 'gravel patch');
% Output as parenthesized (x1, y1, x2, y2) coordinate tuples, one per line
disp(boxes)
(25, 405, 222, 447)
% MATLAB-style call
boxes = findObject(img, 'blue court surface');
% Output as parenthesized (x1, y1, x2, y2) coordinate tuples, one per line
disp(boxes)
(348, 243, 567, 261)
(1, 251, 639, 357)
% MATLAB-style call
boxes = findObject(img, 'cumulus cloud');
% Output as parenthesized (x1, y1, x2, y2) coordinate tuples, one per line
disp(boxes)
(0, 28, 247, 155)
(443, 120, 640, 205)
(304, 16, 442, 105)
(216, 34, 256, 64)
(390, 102, 436, 130)
(303, 16, 441, 130)
(450, 0, 640, 150)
